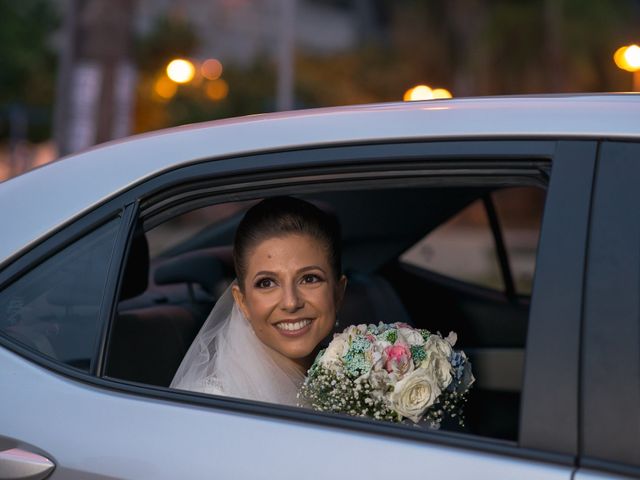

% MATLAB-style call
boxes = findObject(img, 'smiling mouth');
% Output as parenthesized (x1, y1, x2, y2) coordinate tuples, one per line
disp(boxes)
(275, 319, 312, 333)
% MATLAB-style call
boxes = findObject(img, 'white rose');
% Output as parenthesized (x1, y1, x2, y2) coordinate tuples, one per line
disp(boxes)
(389, 369, 441, 423)
(421, 352, 453, 389)
(398, 327, 424, 346)
(424, 335, 453, 359)
(320, 334, 349, 370)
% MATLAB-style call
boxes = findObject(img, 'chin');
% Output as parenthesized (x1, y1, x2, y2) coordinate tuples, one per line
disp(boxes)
(279, 342, 317, 361)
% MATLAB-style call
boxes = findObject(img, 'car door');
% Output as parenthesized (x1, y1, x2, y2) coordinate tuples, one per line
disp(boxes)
(0, 139, 591, 479)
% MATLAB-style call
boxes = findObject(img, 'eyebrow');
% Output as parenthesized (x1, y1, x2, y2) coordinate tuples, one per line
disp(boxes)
(253, 265, 327, 279)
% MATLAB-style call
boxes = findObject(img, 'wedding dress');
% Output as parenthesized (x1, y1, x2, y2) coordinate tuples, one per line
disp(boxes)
(170, 285, 305, 406)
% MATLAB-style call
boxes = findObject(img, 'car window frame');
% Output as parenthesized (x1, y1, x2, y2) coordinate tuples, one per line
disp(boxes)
(0, 139, 587, 469)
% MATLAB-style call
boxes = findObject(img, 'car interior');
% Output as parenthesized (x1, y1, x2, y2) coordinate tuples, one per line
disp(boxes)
(104, 184, 545, 442)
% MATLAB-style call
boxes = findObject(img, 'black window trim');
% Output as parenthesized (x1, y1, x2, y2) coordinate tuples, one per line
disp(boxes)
(91, 201, 139, 377)
(519, 140, 598, 460)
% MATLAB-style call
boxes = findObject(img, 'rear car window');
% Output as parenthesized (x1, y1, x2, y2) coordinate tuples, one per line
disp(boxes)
(401, 186, 544, 296)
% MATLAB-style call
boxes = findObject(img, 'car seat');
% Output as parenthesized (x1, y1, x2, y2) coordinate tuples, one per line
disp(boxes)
(105, 233, 203, 386)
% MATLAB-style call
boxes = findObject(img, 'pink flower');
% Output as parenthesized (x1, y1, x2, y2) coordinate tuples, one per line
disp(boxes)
(384, 344, 412, 374)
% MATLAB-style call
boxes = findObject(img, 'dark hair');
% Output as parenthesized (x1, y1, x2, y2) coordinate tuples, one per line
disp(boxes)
(233, 196, 342, 286)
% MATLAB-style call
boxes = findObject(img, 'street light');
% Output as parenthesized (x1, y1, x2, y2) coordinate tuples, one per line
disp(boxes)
(613, 44, 640, 91)
(403, 85, 453, 101)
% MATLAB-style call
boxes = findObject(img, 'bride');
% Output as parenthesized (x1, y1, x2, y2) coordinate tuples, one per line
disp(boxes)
(170, 196, 347, 406)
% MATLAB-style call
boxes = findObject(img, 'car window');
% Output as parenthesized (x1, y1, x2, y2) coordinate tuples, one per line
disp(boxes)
(401, 186, 544, 296)
(401, 197, 503, 290)
(0, 219, 120, 371)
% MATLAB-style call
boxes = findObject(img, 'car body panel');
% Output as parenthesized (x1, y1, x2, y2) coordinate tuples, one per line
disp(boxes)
(0, 347, 574, 480)
(0, 95, 638, 266)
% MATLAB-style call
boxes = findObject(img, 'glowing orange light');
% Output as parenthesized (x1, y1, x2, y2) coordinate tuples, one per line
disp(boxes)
(154, 76, 177, 99)
(201, 59, 223, 80)
(624, 45, 640, 70)
(614, 46, 631, 71)
(166, 58, 196, 83)
(614, 45, 640, 72)
(403, 85, 453, 101)
(432, 88, 453, 99)
(404, 85, 433, 101)
(206, 79, 229, 101)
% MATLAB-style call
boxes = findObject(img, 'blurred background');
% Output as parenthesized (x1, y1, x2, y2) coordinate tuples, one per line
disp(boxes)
(1, 0, 640, 180)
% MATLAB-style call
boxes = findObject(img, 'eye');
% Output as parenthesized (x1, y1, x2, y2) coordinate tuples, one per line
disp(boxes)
(255, 277, 275, 289)
(301, 273, 322, 284)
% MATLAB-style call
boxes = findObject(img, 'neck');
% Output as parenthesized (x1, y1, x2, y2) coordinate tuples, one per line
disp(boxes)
(263, 345, 311, 376)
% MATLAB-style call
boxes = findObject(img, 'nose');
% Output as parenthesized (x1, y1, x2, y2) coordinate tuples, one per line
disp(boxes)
(280, 282, 304, 312)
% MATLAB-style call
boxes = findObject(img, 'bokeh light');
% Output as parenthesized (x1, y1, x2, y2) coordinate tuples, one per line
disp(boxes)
(624, 45, 640, 70)
(432, 88, 453, 99)
(614, 45, 640, 72)
(206, 79, 229, 101)
(166, 59, 196, 83)
(404, 85, 433, 101)
(404, 85, 453, 101)
(154, 76, 178, 99)
(201, 59, 223, 80)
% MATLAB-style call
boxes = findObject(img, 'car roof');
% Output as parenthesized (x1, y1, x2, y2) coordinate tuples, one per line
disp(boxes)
(1, 93, 639, 266)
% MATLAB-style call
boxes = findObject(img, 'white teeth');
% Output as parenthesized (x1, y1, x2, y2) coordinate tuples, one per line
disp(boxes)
(276, 319, 311, 332)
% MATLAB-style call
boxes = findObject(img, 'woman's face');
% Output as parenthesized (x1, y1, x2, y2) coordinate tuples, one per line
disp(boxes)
(232, 233, 347, 370)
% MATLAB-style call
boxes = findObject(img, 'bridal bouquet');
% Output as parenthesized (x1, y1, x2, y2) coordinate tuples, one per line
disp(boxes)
(298, 323, 474, 426)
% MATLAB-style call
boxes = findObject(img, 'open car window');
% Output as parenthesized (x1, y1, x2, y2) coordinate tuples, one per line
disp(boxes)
(106, 181, 547, 444)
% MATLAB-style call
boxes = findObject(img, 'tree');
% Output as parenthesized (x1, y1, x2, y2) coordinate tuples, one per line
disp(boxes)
(0, 0, 59, 141)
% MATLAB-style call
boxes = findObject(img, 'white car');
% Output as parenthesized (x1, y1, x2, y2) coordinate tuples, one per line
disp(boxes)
(1, 94, 639, 479)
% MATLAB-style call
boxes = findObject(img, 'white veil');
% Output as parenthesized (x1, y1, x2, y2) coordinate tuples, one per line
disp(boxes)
(170, 284, 305, 406)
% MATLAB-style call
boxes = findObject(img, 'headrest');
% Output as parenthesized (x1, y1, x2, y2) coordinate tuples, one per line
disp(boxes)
(339, 271, 412, 328)
(154, 248, 227, 293)
(119, 232, 150, 300)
